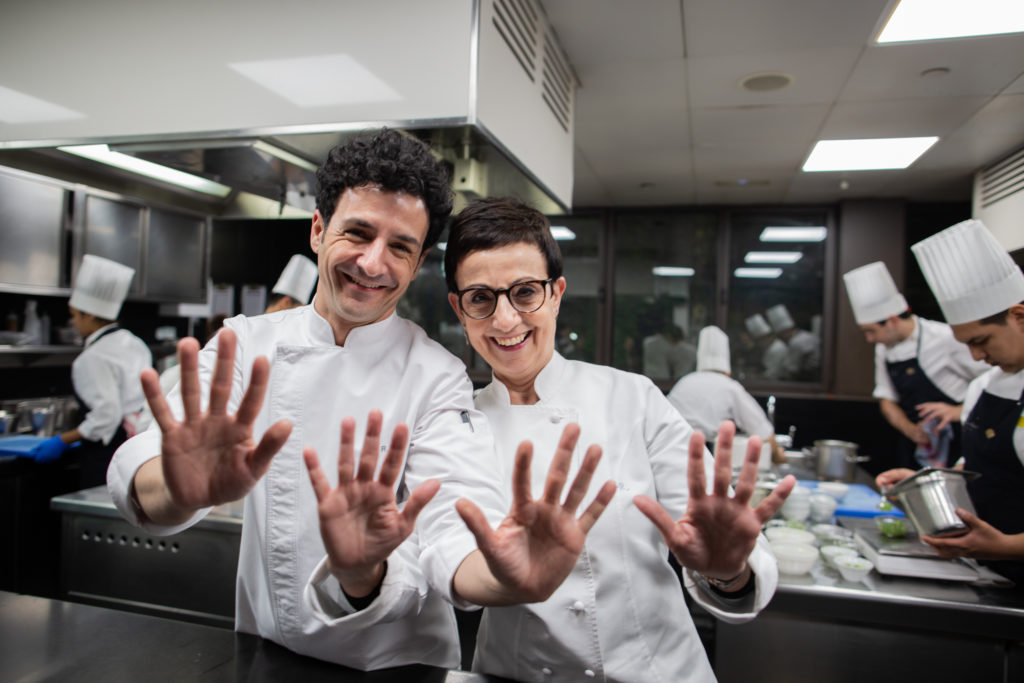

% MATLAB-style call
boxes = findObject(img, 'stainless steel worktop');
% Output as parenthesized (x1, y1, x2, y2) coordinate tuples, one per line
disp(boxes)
(51, 484, 244, 531)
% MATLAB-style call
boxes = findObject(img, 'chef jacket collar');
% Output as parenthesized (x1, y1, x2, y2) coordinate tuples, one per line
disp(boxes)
(84, 322, 119, 347)
(306, 295, 402, 350)
(489, 349, 568, 406)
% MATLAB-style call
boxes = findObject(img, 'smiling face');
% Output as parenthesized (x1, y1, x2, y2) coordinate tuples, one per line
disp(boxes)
(311, 184, 429, 344)
(951, 304, 1024, 373)
(448, 242, 566, 403)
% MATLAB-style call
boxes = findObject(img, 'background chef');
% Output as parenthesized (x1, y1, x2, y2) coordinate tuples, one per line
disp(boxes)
(765, 303, 821, 381)
(263, 253, 318, 313)
(878, 219, 1024, 584)
(843, 261, 988, 469)
(668, 325, 785, 462)
(32, 255, 152, 488)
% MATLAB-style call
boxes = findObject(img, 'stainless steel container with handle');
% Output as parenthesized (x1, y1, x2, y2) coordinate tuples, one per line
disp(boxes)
(802, 439, 870, 481)
(885, 467, 981, 538)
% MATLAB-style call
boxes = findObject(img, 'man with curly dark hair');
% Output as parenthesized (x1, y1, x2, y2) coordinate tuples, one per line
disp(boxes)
(108, 128, 614, 671)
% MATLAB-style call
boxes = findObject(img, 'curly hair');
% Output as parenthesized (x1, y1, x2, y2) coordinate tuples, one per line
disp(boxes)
(315, 129, 453, 250)
(444, 197, 563, 293)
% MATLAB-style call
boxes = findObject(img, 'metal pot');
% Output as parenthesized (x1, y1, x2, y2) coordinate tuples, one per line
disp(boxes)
(885, 467, 980, 538)
(802, 439, 870, 482)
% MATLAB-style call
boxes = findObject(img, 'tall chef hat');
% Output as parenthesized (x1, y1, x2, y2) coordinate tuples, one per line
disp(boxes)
(911, 219, 1024, 325)
(842, 261, 909, 325)
(69, 254, 135, 320)
(696, 325, 731, 374)
(272, 254, 318, 304)
(766, 304, 795, 333)
(745, 314, 772, 339)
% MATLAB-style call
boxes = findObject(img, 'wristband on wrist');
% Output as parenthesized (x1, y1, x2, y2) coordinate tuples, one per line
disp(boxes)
(700, 563, 749, 591)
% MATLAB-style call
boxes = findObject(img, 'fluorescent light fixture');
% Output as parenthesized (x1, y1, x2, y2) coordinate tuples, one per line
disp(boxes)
(0, 84, 84, 123)
(744, 251, 803, 264)
(58, 145, 233, 198)
(734, 267, 783, 279)
(229, 54, 402, 107)
(251, 141, 319, 172)
(549, 226, 576, 241)
(435, 242, 447, 252)
(759, 227, 828, 242)
(803, 137, 938, 171)
(877, 0, 1024, 43)
(652, 266, 695, 277)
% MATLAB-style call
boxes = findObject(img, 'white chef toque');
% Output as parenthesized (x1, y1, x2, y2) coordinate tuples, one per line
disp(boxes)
(911, 219, 1024, 325)
(745, 314, 772, 339)
(766, 304, 795, 333)
(842, 261, 909, 325)
(696, 325, 731, 374)
(272, 254, 318, 304)
(69, 255, 136, 320)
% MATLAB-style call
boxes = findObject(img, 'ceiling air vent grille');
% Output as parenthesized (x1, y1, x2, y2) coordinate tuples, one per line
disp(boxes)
(541, 33, 572, 132)
(978, 146, 1024, 209)
(492, 0, 538, 83)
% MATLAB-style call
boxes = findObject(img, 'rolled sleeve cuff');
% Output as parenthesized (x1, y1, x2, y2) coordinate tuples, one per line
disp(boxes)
(684, 535, 778, 623)
(306, 554, 427, 625)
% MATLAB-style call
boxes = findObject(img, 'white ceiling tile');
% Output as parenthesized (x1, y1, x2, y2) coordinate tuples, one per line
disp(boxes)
(819, 97, 991, 139)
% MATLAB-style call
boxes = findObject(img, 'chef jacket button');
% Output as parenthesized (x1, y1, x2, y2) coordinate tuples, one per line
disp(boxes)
(542, 667, 552, 675)
(550, 414, 562, 423)
(584, 669, 596, 677)
(572, 600, 585, 612)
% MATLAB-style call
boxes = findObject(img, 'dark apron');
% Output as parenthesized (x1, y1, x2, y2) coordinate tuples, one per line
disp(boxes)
(962, 383, 1024, 586)
(71, 326, 129, 490)
(886, 325, 960, 468)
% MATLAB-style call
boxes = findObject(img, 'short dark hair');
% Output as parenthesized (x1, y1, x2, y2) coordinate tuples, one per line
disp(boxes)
(876, 309, 913, 326)
(444, 197, 563, 292)
(315, 129, 453, 250)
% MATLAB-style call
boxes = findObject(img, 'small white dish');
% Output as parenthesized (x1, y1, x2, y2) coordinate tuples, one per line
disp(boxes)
(772, 542, 819, 575)
(834, 555, 874, 582)
(815, 482, 850, 501)
(820, 545, 858, 567)
(765, 527, 816, 546)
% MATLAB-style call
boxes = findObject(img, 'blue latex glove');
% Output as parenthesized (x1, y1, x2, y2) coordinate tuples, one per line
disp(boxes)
(32, 435, 71, 463)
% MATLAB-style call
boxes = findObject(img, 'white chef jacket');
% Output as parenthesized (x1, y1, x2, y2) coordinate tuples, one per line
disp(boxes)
(471, 352, 778, 683)
(961, 366, 1024, 467)
(762, 338, 788, 380)
(72, 324, 152, 444)
(108, 303, 507, 670)
(667, 370, 774, 443)
(873, 316, 989, 404)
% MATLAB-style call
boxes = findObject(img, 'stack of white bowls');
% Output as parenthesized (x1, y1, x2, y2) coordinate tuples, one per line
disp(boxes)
(809, 493, 838, 523)
(780, 485, 811, 522)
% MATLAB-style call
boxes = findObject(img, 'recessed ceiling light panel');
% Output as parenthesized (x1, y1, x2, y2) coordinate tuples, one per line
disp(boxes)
(802, 137, 939, 171)
(759, 227, 828, 242)
(549, 226, 577, 241)
(877, 0, 1024, 43)
(734, 267, 783, 279)
(744, 251, 803, 264)
(652, 266, 695, 277)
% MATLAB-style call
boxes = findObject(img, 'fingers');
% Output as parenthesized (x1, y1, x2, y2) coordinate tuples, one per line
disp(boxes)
(177, 337, 202, 420)
(541, 423, 581, 505)
(455, 498, 495, 550)
(140, 368, 176, 433)
(753, 474, 796, 525)
(235, 356, 270, 426)
(712, 421, 736, 497)
(687, 431, 708, 502)
(248, 419, 291, 477)
(633, 494, 678, 542)
(732, 435, 762, 505)
(400, 478, 441, 527)
(562, 444, 602, 512)
(336, 417, 357, 482)
(207, 329, 235, 416)
(303, 446, 331, 502)
(511, 441, 535, 507)
(357, 411, 384, 481)
(576, 480, 616, 534)
(378, 422, 410, 488)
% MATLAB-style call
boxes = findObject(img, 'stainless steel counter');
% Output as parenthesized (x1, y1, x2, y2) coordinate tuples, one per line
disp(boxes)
(0, 591, 504, 682)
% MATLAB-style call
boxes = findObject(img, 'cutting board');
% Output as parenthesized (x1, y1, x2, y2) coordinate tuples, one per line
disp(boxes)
(0, 434, 47, 458)
(797, 480, 905, 518)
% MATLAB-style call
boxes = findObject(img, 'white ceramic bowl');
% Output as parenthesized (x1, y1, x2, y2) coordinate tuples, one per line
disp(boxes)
(765, 527, 816, 546)
(820, 544, 858, 567)
(834, 555, 874, 582)
(811, 524, 854, 545)
(815, 482, 850, 501)
(809, 493, 838, 522)
(772, 542, 819, 575)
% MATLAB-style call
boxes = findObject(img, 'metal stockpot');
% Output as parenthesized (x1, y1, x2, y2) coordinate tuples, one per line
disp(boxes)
(885, 467, 980, 538)
(802, 439, 870, 482)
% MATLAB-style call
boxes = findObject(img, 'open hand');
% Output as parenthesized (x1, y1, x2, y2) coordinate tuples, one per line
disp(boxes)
(141, 329, 291, 513)
(922, 509, 1015, 561)
(304, 411, 440, 596)
(916, 402, 961, 431)
(634, 421, 795, 581)
(455, 423, 616, 603)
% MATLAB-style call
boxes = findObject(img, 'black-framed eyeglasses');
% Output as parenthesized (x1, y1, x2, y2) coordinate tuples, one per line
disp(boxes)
(456, 279, 554, 320)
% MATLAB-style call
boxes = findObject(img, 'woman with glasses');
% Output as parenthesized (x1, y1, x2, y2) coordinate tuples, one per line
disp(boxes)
(444, 197, 794, 682)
